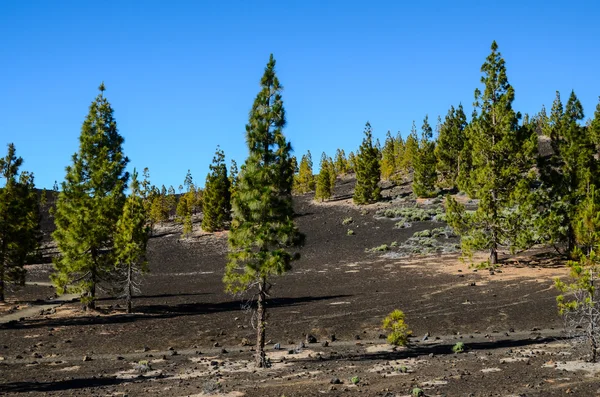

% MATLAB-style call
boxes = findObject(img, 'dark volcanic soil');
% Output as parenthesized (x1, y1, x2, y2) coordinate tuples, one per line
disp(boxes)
(1, 177, 596, 397)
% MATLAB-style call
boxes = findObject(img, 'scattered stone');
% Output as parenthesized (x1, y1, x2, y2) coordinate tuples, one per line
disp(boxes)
(354, 335, 361, 340)
(273, 343, 281, 350)
(213, 342, 220, 347)
(330, 334, 336, 342)
(83, 355, 92, 362)
(422, 332, 430, 342)
(306, 334, 317, 344)
(321, 341, 329, 347)
(240, 338, 251, 346)
(330, 377, 342, 384)
(220, 348, 228, 354)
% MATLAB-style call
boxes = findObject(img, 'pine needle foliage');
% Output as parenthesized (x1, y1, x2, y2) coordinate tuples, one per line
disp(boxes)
(202, 146, 231, 232)
(446, 42, 537, 265)
(353, 122, 381, 204)
(52, 84, 129, 309)
(224, 54, 303, 368)
(0, 144, 40, 301)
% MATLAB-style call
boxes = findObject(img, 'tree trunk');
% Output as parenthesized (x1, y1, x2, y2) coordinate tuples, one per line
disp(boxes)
(126, 264, 132, 314)
(0, 264, 4, 303)
(591, 269, 597, 362)
(88, 267, 97, 310)
(490, 246, 498, 265)
(255, 277, 267, 368)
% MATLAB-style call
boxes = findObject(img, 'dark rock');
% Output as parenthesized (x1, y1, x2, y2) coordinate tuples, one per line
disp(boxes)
(306, 334, 317, 344)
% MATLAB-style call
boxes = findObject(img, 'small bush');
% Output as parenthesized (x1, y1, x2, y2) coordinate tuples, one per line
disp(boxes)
(347, 229, 355, 236)
(351, 376, 360, 385)
(382, 309, 412, 346)
(202, 379, 222, 394)
(342, 217, 353, 225)
(390, 241, 398, 247)
(412, 387, 424, 397)
(366, 244, 389, 253)
(413, 229, 432, 238)
(452, 342, 465, 353)
(135, 360, 151, 374)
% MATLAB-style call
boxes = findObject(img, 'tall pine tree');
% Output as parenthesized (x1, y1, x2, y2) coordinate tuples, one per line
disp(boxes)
(0, 144, 40, 301)
(224, 55, 303, 367)
(446, 42, 537, 265)
(353, 122, 381, 204)
(52, 83, 129, 309)
(435, 104, 467, 189)
(412, 115, 438, 197)
(202, 146, 231, 232)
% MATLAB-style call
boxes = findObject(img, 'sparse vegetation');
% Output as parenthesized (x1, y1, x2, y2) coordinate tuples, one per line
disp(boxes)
(366, 244, 389, 253)
(452, 342, 465, 353)
(382, 309, 412, 346)
(342, 217, 353, 225)
(347, 229, 355, 236)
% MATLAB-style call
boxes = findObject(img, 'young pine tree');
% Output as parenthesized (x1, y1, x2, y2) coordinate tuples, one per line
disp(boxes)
(52, 83, 129, 309)
(353, 122, 381, 204)
(0, 144, 40, 301)
(446, 41, 537, 265)
(114, 169, 149, 313)
(435, 104, 467, 189)
(412, 115, 438, 197)
(225, 55, 303, 368)
(202, 146, 231, 232)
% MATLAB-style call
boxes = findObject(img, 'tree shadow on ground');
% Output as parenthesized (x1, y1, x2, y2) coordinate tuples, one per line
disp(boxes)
(305, 335, 574, 363)
(1, 294, 352, 330)
(0, 374, 157, 394)
(501, 250, 566, 269)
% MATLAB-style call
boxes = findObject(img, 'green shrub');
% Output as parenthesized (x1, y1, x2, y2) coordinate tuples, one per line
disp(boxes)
(342, 217, 353, 225)
(351, 376, 360, 385)
(366, 244, 389, 252)
(347, 229, 355, 236)
(412, 387, 424, 397)
(452, 342, 465, 353)
(413, 229, 432, 238)
(390, 241, 398, 247)
(382, 309, 411, 346)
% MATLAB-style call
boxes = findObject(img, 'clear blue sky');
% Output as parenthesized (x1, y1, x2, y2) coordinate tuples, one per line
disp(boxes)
(1, 0, 599, 190)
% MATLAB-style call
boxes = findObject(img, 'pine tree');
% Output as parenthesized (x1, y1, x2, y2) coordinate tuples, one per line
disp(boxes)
(293, 151, 315, 194)
(537, 91, 596, 254)
(555, 184, 600, 362)
(446, 41, 537, 265)
(149, 185, 170, 225)
(334, 148, 348, 175)
(381, 131, 397, 181)
(0, 144, 40, 301)
(229, 159, 239, 192)
(114, 169, 149, 313)
(347, 151, 357, 173)
(202, 146, 231, 232)
(52, 83, 129, 309)
(412, 115, 438, 197)
(353, 122, 381, 204)
(589, 98, 600, 149)
(435, 104, 467, 189)
(224, 55, 303, 368)
(401, 123, 419, 174)
(315, 152, 334, 201)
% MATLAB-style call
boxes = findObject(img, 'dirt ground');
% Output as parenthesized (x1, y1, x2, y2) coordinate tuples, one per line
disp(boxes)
(1, 177, 598, 396)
